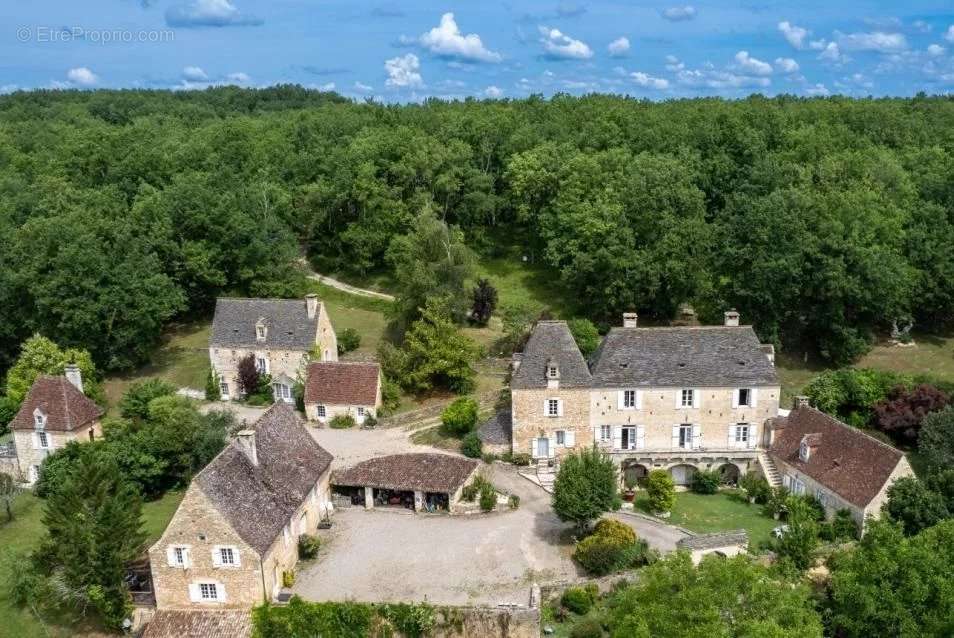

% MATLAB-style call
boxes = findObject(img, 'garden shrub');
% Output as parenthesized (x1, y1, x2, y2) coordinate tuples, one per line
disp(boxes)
(561, 586, 594, 615)
(645, 470, 675, 513)
(461, 484, 478, 502)
(691, 470, 721, 494)
(380, 602, 435, 638)
(763, 486, 790, 518)
(569, 617, 604, 638)
(205, 367, 221, 402)
(298, 534, 320, 560)
(119, 378, 177, 420)
(740, 473, 771, 503)
(797, 494, 826, 521)
(282, 570, 296, 588)
(592, 518, 637, 545)
(573, 521, 649, 576)
(509, 494, 520, 509)
(461, 431, 482, 458)
(830, 509, 859, 540)
(511, 452, 531, 466)
(479, 481, 496, 512)
(481, 451, 497, 464)
(362, 413, 377, 428)
(329, 414, 357, 429)
(441, 397, 479, 435)
(337, 328, 361, 355)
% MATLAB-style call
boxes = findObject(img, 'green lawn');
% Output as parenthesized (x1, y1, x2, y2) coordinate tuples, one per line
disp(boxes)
(0, 490, 182, 638)
(634, 490, 777, 547)
(476, 251, 579, 318)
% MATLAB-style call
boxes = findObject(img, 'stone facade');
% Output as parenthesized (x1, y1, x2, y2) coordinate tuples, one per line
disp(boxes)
(305, 399, 379, 425)
(14, 422, 101, 484)
(511, 387, 592, 460)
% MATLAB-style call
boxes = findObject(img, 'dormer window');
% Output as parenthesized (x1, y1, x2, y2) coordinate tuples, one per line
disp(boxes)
(548, 366, 558, 378)
(33, 408, 46, 430)
(255, 319, 267, 342)
(799, 441, 810, 462)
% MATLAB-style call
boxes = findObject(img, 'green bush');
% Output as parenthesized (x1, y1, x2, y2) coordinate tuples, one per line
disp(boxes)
(509, 494, 520, 509)
(763, 486, 790, 518)
(567, 318, 601, 357)
(511, 452, 531, 466)
(592, 518, 637, 545)
(362, 413, 378, 428)
(691, 470, 721, 494)
(119, 378, 177, 420)
(337, 328, 362, 355)
(645, 470, 675, 513)
(481, 452, 497, 464)
(441, 397, 479, 435)
(479, 481, 496, 512)
(461, 484, 478, 502)
(329, 414, 357, 429)
(205, 367, 221, 402)
(561, 586, 594, 615)
(461, 431, 482, 458)
(573, 521, 649, 576)
(569, 618, 603, 638)
(740, 473, 771, 503)
(298, 534, 320, 560)
(380, 377, 402, 416)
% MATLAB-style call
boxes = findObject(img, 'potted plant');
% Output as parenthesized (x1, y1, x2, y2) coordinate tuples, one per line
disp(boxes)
(622, 474, 638, 502)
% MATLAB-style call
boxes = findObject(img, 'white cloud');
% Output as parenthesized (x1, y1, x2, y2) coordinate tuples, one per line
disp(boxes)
(608, 37, 630, 57)
(353, 81, 374, 93)
(225, 71, 250, 83)
(484, 85, 503, 98)
(66, 67, 98, 86)
(629, 72, 669, 90)
(319, 82, 335, 91)
(734, 50, 773, 75)
(928, 44, 946, 57)
(774, 57, 800, 73)
(778, 21, 809, 49)
(818, 42, 848, 64)
(419, 13, 502, 63)
(165, 0, 262, 28)
(665, 55, 685, 72)
(946, 25, 954, 43)
(805, 83, 830, 96)
(676, 65, 771, 90)
(662, 6, 697, 22)
(539, 26, 594, 59)
(837, 31, 908, 53)
(182, 66, 208, 81)
(0, 84, 19, 94)
(385, 53, 423, 87)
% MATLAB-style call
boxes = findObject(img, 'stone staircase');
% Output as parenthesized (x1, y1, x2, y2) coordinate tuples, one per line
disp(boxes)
(757, 452, 782, 487)
(536, 459, 558, 491)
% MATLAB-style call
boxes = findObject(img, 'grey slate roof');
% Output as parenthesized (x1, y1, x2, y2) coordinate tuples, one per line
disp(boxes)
(589, 326, 778, 388)
(478, 411, 512, 445)
(510, 321, 592, 390)
(210, 297, 319, 350)
(194, 403, 333, 555)
(332, 453, 478, 493)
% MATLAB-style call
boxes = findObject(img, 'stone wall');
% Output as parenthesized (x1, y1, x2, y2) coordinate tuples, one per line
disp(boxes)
(12, 420, 101, 483)
(511, 387, 591, 460)
(304, 401, 378, 425)
(427, 606, 540, 638)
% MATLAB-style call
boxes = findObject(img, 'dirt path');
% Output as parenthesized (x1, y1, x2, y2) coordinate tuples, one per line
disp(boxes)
(297, 258, 395, 301)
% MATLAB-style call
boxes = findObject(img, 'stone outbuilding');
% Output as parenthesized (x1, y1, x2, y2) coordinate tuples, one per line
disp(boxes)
(767, 399, 914, 531)
(332, 453, 478, 514)
(8, 365, 103, 484)
(303, 361, 381, 425)
(209, 295, 337, 403)
(677, 530, 749, 565)
(477, 411, 512, 456)
(149, 403, 333, 609)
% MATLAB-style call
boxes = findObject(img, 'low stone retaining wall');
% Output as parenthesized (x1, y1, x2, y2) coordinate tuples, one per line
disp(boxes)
(427, 606, 540, 638)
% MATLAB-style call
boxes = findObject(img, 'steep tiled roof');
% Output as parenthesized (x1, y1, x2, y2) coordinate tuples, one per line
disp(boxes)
(510, 321, 592, 389)
(589, 326, 778, 388)
(770, 406, 906, 508)
(332, 453, 478, 493)
(478, 411, 512, 445)
(304, 362, 380, 406)
(142, 610, 251, 638)
(195, 403, 333, 554)
(9, 375, 103, 432)
(210, 297, 321, 350)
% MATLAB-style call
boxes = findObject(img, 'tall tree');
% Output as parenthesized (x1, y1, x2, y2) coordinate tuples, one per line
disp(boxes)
(393, 299, 480, 394)
(552, 446, 619, 533)
(4, 335, 102, 407)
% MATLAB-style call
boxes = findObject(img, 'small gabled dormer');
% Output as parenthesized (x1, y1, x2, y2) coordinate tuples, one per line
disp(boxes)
(546, 357, 560, 389)
(255, 318, 267, 343)
(799, 433, 821, 462)
(33, 408, 46, 430)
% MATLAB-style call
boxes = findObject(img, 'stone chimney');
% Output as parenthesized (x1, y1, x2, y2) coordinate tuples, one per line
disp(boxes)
(724, 309, 740, 327)
(622, 312, 638, 328)
(793, 395, 810, 410)
(64, 364, 83, 393)
(236, 429, 258, 466)
(305, 294, 318, 320)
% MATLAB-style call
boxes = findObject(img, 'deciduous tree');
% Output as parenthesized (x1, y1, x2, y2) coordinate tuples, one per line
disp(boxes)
(552, 446, 619, 533)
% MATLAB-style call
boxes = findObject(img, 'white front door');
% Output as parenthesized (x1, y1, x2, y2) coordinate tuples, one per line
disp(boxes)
(536, 437, 549, 458)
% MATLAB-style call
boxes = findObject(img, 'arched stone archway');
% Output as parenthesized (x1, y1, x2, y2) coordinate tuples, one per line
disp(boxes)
(717, 463, 741, 486)
(669, 463, 697, 486)
(622, 461, 649, 488)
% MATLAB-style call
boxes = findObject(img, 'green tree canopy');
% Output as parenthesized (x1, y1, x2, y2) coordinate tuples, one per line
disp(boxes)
(552, 446, 619, 532)
(4, 335, 102, 407)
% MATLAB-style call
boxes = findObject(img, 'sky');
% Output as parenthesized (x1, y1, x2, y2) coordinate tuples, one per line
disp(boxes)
(2, 1, 953, 101)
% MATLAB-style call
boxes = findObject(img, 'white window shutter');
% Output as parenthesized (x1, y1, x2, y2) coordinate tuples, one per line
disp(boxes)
(732, 390, 739, 409)
(32, 433, 38, 449)
(530, 438, 537, 456)
(728, 425, 736, 449)
(674, 391, 682, 409)
(542, 400, 549, 416)
(612, 426, 622, 451)
(617, 391, 625, 410)
(166, 546, 177, 567)
(211, 547, 222, 568)
(218, 584, 227, 602)
(636, 425, 645, 449)
(693, 390, 701, 409)
(748, 426, 757, 448)
(565, 430, 575, 447)
(188, 583, 201, 602)
(751, 389, 758, 408)
(692, 425, 702, 449)
(548, 439, 555, 458)
(635, 390, 643, 410)
(592, 426, 599, 443)
(557, 399, 564, 417)
(671, 425, 680, 448)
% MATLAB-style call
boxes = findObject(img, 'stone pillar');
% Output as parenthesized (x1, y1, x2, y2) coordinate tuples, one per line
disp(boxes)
(364, 486, 374, 510)
(414, 490, 424, 512)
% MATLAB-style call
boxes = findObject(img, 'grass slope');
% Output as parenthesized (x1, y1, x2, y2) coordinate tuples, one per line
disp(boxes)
(634, 490, 777, 547)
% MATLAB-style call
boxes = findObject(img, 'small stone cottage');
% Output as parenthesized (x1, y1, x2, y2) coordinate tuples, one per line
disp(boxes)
(8, 365, 103, 484)
(209, 295, 337, 403)
(303, 361, 381, 425)
(149, 403, 333, 609)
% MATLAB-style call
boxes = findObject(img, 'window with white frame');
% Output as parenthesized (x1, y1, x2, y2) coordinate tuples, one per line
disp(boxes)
(33, 409, 46, 429)
(680, 389, 694, 408)
(219, 381, 229, 397)
(547, 399, 559, 417)
(734, 424, 750, 446)
(622, 390, 637, 409)
(678, 424, 693, 448)
(737, 388, 752, 407)
(599, 425, 611, 442)
(799, 441, 810, 462)
(256, 325, 266, 341)
(316, 405, 326, 418)
(199, 582, 220, 601)
(272, 383, 291, 400)
(168, 545, 189, 568)
(555, 430, 565, 446)
(256, 356, 268, 373)
(547, 365, 558, 378)
(35, 431, 50, 450)
(218, 547, 236, 566)
(357, 406, 365, 417)
(621, 427, 638, 450)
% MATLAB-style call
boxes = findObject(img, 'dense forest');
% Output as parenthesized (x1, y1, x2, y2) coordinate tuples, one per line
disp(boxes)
(1, 86, 953, 373)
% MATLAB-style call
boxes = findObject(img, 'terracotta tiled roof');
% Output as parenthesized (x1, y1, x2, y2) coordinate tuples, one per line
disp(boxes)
(770, 406, 906, 508)
(194, 403, 333, 554)
(142, 610, 251, 638)
(332, 453, 478, 493)
(304, 362, 380, 406)
(9, 375, 103, 432)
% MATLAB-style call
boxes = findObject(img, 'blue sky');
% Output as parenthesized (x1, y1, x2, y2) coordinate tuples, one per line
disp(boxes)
(2, 1, 953, 100)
